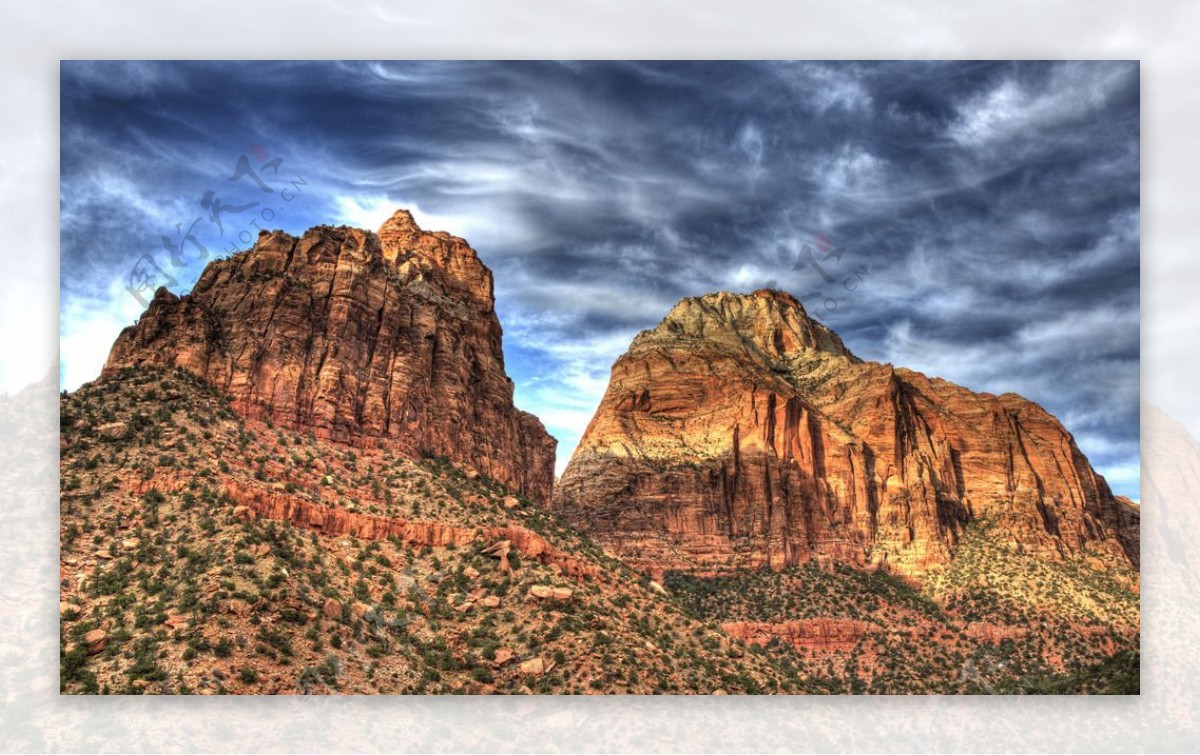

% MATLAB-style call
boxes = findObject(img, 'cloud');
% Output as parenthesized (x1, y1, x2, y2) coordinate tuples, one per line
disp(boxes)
(949, 62, 1137, 149)
(59, 277, 144, 390)
(59, 61, 1141, 496)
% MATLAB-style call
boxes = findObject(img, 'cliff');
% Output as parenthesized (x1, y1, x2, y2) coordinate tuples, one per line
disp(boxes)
(555, 289, 1138, 578)
(101, 209, 556, 503)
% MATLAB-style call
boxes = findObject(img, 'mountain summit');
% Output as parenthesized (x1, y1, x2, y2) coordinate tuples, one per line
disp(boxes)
(556, 289, 1138, 578)
(633, 290, 856, 361)
(101, 210, 556, 503)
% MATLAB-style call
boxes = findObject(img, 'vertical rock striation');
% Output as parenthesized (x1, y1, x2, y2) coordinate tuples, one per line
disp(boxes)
(102, 209, 556, 503)
(554, 289, 1138, 578)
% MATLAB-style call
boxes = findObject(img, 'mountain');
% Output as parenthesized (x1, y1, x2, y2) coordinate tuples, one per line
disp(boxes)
(60, 218, 1139, 694)
(553, 289, 1139, 692)
(555, 289, 1139, 580)
(59, 368, 800, 694)
(60, 213, 802, 694)
(102, 210, 555, 504)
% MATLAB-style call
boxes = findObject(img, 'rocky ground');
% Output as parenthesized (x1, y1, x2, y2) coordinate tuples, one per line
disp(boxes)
(59, 368, 809, 695)
(665, 526, 1139, 694)
(60, 367, 1138, 695)
(58, 212, 1140, 695)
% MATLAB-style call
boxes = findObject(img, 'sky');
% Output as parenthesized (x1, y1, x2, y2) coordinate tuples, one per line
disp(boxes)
(59, 60, 1140, 498)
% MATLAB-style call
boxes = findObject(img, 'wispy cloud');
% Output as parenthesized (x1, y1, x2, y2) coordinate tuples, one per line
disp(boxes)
(59, 61, 1140, 496)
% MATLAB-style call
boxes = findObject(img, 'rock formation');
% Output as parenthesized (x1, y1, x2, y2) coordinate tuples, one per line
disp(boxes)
(555, 289, 1138, 578)
(212, 478, 599, 579)
(102, 210, 555, 503)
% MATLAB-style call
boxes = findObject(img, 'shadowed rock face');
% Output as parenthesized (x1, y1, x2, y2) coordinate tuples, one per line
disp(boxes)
(101, 209, 556, 503)
(555, 289, 1138, 578)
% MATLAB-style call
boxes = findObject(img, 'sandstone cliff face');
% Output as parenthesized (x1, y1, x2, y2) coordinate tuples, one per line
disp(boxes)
(214, 478, 599, 579)
(102, 210, 555, 503)
(555, 290, 1138, 578)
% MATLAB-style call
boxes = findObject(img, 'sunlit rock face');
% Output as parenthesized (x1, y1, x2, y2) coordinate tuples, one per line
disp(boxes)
(555, 289, 1138, 579)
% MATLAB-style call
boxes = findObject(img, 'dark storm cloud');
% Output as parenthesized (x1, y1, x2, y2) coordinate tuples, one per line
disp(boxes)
(59, 60, 1140, 494)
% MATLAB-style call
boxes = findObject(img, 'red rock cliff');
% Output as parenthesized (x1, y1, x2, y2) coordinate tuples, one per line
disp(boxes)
(102, 209, 556, 503)
(554, 290, 1138, 578)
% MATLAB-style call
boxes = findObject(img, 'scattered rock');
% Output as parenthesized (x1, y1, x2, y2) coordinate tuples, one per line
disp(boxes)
(503, 496, 520, 510)
(527, 585, 555, 600)
(518, 657, 546, 676)
(322, 598, 343, 621)
(219, 598, 252, 616)
(96, 421, 128, 440)
(232, 505, 255, 521)
(480, 595, 501, 608)
(649, 581, 668, 596)
(463, 566, 481, 580)
(83, 629, 107, 655)
(493, 647, 515, 666)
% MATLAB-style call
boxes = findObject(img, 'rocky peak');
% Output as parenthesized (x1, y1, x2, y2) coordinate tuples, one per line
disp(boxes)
(376, 210, 493, 308)
(378, 207, 422, 237)
(101, 209, 555, 503)
(556, 290, 1137, 579)
(632, 289, 855, 362)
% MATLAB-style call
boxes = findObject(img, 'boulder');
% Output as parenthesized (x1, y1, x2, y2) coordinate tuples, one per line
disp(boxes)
(83, 629, 107, 655)
(96, 422, 128, 440)
(493, 647, 515, 666)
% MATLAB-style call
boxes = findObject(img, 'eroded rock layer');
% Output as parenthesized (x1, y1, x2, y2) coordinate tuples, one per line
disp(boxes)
(102, 210, 555, 503)
(555, 290, 1138, 578)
